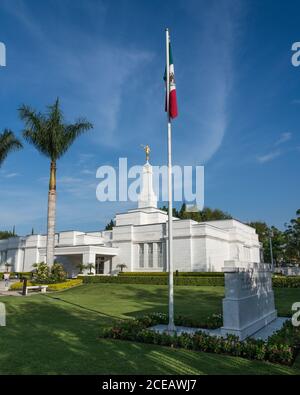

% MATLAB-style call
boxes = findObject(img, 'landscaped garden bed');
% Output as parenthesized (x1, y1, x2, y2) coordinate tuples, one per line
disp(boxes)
(100, 312, 300, 366)
(8, 262, 83, 292)
(10, 278, 83, 291)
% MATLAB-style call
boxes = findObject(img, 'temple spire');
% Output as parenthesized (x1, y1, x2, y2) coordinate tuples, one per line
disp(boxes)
(138, 146, 157, 209)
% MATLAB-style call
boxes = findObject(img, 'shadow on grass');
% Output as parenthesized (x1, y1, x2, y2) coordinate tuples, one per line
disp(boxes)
(53, 283, 224, 322)
(0, 292, 298, 375)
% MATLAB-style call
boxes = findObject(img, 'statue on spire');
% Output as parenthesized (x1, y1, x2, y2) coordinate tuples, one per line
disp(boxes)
(141, 144, 150, 162)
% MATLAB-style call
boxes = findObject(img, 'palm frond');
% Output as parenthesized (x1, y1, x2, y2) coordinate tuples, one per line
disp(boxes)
(19, 100, 93, 161)
(0, 129, 23, 166)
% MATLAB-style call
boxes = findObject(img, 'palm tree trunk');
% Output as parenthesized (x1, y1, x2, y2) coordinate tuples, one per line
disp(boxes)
(46, 161, 56, 266)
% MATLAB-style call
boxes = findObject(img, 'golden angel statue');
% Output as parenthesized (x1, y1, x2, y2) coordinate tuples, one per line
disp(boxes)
(141, 144, 150, 162)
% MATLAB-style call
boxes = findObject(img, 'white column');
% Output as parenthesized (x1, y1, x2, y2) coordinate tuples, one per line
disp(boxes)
(153, 243, 158, 268)
(143, 243, 148, 269)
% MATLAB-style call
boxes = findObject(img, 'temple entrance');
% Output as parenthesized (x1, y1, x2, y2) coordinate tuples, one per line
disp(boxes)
(95, 255, 105, 274)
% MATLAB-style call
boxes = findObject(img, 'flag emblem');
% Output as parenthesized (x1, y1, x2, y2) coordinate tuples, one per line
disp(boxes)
(164, 41, 178, 119)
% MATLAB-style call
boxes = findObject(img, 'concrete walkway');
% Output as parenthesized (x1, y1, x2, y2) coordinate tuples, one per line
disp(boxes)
(151, 317, 289, 342)
(0, 280, 21, 296)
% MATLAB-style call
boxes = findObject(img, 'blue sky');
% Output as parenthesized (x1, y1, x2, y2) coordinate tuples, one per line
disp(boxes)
(0, 0, 299, 235)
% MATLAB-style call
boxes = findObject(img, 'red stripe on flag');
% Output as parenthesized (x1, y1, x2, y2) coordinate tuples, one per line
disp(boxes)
(169, 89, 178, 119)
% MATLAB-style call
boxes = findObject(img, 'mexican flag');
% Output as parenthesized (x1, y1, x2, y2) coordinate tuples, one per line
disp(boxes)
(164, 42, 178, 119)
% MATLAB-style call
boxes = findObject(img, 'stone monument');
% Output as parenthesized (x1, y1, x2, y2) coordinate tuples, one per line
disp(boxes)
(221, 260, 277, 340)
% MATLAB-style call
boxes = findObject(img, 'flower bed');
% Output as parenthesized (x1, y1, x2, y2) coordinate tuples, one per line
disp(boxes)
(100, 313, 299, 366)
(10, 278, 83, 291)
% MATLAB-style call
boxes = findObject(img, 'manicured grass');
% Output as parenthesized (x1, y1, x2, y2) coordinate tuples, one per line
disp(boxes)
(0, 284, 299, 375)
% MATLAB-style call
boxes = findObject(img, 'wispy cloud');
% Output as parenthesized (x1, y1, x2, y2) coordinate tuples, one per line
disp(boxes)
(179, 0, 246, 164)
(257, 132, 293, 163)
(4, 172, 20, 178)
(257, 150, 281, 163)
(80, 169, 95, 175)
(275, 132, 292, 146)
(2, 0, 154, 149)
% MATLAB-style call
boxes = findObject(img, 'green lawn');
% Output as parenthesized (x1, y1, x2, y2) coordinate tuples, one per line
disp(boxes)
(0, 284, 299, 375)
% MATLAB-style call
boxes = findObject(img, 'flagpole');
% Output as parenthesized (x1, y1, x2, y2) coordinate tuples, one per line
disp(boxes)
(166, 28, 175, 332)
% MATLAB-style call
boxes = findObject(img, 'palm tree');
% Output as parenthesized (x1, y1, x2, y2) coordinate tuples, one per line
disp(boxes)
(0, 129, 23, 167)
(87, 263, 95, 275)
(116, 263, 127, 273)
(19, 99, 93, 266)
(76, 263, 87, 274)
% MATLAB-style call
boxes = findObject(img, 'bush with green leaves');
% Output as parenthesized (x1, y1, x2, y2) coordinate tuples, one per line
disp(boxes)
(101, 314, 298, 366)
(50, 263, 67, 283)
(83, 275, 224, 286)
(118, 271, 224, 277)
(32, 262, 67, 284)
(272, 276, 300, 288)
(32, 262, 50, 284)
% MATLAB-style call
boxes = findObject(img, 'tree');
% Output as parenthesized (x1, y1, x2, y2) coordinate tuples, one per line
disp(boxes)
(199, 207, 232, 221)
(248, 221, 287, 264)
(0, 231, 16, 240)
(87, 263, 95, 275)
(19, 99, 93, 265)
(0, 129, 22, 167)
(160, 204, 232, 222)
(285, 209, 300, 263)
(116, 263, 127, 273)
(76, 263, 87, 274)
(105, 220, 114, 231)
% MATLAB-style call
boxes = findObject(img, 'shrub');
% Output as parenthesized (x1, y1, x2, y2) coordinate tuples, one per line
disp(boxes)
(32, 262, 67, 284)
(50, 263, 67, 283)
(82, 275, 224, 286)
(272, 276, 300, 288)
(47, 279, 83, 291)
(10, 281, 33, 291)
(0, 272, 33, 280)
(9, 279, 83, 291)
(32, 262, 50, 284)
(119, 271, 224, 277)
(100, 314, 298, 366)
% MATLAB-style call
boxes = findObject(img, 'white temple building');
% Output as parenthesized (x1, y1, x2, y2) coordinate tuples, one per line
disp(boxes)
(0, 160, 261, 277)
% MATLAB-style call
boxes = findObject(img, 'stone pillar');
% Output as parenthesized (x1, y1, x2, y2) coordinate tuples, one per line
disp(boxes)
(153, 243, 158, 268)
(221, 260, 277, 340)
(143, 243, 148, 269)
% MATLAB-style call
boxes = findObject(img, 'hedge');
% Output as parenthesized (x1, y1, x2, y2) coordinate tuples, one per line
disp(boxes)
(101, 313, 299, 366)
(47, 279, 83, 291)
(82, 274, 300, 288)
(119, 271, 224, 277)
(82, 275, 224, 286)
(0, 272, 33, 280)
(10, 281, 33, 290)
(272, 276, 300, 288)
